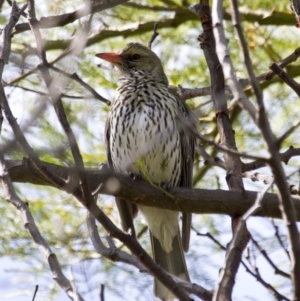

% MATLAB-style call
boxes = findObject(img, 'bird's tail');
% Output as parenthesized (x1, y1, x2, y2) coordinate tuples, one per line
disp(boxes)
(150, 230, 190, 301)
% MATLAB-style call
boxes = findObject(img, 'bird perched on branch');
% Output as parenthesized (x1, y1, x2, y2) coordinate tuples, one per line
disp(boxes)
(96, 42, 195, 301)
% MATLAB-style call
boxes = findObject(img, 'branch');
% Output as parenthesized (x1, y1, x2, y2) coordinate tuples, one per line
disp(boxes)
(214, 177, 272, 301)
(88, 210, 213, 300)
(12, 5, 297, 38)
(251, 236, 291, 279)
(191, 2, 250, 300)
(176, 279, 213, 301)
(180, 46, 300, 102)
(269, 62, 300, 97)
(271, 219, 291, 260)
(26, 4, 193, 299)
(4, 159, 300, 220)
(193, 226, 289, 300)
(27, 0, 91, 204)
(148, 22, 159, 49)
(230, 0, 300, 298)
(0, 2, 67, 191)
(49, 65, 110, 106)
(242, 146, 300, 172)
(241, 260, 290, 301)
(86, 212, 147, 272)
(0, 155, 85, 301)
(291, 0, 300, 26)
(277, 121, 300, 146)
(12, 0, 130, 34)
(209, 0, 257, 121)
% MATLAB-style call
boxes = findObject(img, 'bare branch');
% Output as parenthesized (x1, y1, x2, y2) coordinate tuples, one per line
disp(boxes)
(241, 260, 290, 301)
(49, 65, 110, 105)
(180, 86, 213, 100)
(190, 3, 253, 299)
(0, 3, 27, 64)
(27, 0, 90, 203)
(0, 1, 66, 191)
(180, 45, 300, 101)
(26, 3, 193, 299)
(251, 236, 291, 279)
(100, 284, 105, 301)
(31, 285, 38, 301)
(195, 145, 226, 170)
(176, 279, 213, 301)
(5, 158, 300, 221)
(242, 147, 300, 172)
(277, 121, 300, 146)
(214, 179, 272, 301)
(291, 0, 300, 27)
(192, 226, 226, 251)
(12, 0, 130, 35)
(0, 155, 85, 301)
(86, 211, 147, 272)
(209, 0, 257, 121)
(193, 226, 289, 301)
(270, 62, 300, 97)
(271, 219, 291, 260)
(148, 22, 159, 49)
(229, 0, 300, 298)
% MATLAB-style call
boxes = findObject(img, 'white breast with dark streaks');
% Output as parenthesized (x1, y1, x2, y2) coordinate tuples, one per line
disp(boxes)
(108, 71, 182, 252)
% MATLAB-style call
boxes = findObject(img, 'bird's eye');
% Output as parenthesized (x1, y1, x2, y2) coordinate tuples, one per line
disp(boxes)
(131, 54, 141, 61)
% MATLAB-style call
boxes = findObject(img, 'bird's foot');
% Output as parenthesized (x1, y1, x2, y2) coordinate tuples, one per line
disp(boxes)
(127, 171, 142, 180)
(160, 181, 172, 191)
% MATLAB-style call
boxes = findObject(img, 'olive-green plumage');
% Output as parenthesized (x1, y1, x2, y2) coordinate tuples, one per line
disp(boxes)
(97, 43, 194, 301)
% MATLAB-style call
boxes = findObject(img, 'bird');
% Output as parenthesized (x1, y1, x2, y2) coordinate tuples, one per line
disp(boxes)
(96, 42, 195, 301)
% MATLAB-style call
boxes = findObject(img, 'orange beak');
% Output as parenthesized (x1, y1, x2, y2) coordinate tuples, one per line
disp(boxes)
(95, 52, 122, 64)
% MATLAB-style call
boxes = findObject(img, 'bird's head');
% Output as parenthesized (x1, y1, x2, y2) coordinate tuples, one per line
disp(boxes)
(96, 43, 168, 85)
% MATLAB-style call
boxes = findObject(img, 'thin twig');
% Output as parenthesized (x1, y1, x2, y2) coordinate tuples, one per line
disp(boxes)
(12, 0, 130, 35)
(241, 260, 290, 301)
(277, 120, 300, 146)
(49, 65, 110, 105)
(180, 44, 300, 100)
(27, 0, 88, 201)
(271, 219, 291, 260)
(86, 212, 147, 272)
(242, 147, 300, 172)
(192, 226, 226, 251)
(251, 236, 291, 279)
(209, 0, 257, 121)
(270, 62, 300, 97)
(192, 226, 289, 301)
(213, 179, 273, 301)
(195, 145, 226, 169)
(148, 22, 159, 49)
(100, 284, 105, 301)
(31, 285, 38, 301)
(178, 113, 268, 161)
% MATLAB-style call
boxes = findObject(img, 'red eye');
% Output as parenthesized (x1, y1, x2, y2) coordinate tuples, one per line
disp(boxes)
(131, 54, 141, 61)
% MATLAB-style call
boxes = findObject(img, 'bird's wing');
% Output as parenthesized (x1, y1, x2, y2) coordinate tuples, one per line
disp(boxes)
(180, 107, 195, 252)
(171, 89, 196, 252)
(105, 112, 137, 237)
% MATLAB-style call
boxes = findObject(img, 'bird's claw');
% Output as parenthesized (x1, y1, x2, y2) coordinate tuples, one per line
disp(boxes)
(160, 181, 172, 191)
(127, 171, 142, 180)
